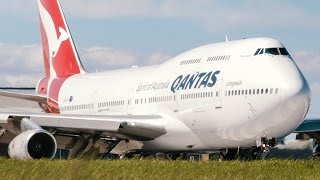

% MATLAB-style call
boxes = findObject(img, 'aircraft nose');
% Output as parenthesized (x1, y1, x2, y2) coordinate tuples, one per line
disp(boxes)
(281, 73, 311, 126)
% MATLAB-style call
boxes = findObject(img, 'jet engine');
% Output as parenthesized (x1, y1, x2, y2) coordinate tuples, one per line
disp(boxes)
(8, 129, 57, 159)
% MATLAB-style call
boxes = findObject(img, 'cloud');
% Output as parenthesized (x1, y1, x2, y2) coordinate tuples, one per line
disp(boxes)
(293, 51, 320, 74)
(310, 82, 320, 94)
(1, 1, 319, 32)
(0, 43, 43, 87)
(80, 47, 138, 71)
(292, 50, 320, 117)
(60, 0, 319, 32)
(0, 74, 42, 87)
(0, 43, 139, 87)
(144, 53, 172, 65)
(79, 47, 171, 71)
(0, 43, 171, 86)
(0, 43, 43, 72)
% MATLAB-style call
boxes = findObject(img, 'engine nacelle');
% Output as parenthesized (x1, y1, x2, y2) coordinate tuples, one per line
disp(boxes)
(8, 129, 57, 159)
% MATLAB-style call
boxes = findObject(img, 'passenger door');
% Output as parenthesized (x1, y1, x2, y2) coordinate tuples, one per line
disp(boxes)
(214, 79, 224, 109)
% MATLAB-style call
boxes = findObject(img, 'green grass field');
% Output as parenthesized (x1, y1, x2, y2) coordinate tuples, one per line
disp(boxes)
(0, 158, 319, 180)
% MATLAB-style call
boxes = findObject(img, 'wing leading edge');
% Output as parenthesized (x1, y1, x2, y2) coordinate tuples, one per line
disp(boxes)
(294, 118, 320, 142)
(0, 112, 166, 141)
(294, 118, 320, 133)
(0, 90, 167, 146)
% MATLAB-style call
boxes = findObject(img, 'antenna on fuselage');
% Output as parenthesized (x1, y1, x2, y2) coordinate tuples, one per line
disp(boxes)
(225, 35, 229, 42)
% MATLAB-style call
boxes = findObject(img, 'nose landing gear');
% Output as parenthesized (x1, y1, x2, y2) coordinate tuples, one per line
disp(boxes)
(215, 138, 277, 160)
(253, 137, 277, 160)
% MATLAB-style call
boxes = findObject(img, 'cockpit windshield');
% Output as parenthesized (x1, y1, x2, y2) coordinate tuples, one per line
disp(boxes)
(279, 48, 289, 55)
(265, 48, 279, 55)
(253, 47, 291, 56)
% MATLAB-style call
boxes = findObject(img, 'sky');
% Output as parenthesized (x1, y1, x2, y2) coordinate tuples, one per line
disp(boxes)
(0, 0, 319, 117)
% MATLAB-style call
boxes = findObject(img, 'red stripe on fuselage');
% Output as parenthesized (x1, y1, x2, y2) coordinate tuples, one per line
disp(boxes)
(47, 77, 68, 114)
(37, 78, 49, 95)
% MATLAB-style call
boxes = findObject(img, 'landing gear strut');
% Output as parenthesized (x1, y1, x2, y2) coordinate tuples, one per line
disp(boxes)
(312, 140, 320, 159)
(67, 134, 96, 159)
(219, 147, 259, 160)
(255, 137, 277, 160)
(65, 134, 123, 159)
(296, 132, 320, 159)
(218, 138, 276, 160)
(102, 139, 122, 159)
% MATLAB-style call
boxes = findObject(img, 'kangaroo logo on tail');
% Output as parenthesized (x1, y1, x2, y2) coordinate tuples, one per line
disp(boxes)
(38, 0, 85, 78)
(37, 0, 87, 113)
(52, 27, 69, 57)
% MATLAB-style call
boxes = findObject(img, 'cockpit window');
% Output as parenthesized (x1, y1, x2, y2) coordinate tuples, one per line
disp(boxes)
(254, 47, 291, 56)
(279, 48, 289, 55)
(259, 48, 264, 55)
(265, 48, 279, 55)
(254, 48, 261, 56)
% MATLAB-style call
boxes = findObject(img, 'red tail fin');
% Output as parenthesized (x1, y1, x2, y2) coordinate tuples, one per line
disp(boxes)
(38, 0, 86, 78)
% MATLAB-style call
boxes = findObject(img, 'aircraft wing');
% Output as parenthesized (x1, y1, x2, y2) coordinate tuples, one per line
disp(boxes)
(294, 118, 320, 133)
(0, 90, 47, 103)
(0, 90, 166, 141)
(294, 118, 320, 141)
(0, 112, 166, 141)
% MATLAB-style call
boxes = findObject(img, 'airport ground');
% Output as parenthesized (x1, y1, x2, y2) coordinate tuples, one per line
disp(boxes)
(0, 158, 319, 180)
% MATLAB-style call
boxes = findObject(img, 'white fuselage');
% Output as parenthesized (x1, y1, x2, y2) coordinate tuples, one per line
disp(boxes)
(52, 38, 311, 151)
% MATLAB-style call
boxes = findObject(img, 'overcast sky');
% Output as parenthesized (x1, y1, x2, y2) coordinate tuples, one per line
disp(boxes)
(0, 0, 319, 117)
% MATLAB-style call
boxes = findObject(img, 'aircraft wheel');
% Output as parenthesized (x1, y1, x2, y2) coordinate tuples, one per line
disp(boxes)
(223, 149, 238, 160)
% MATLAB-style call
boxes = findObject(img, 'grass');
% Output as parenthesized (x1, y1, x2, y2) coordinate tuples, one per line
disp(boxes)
(0, 158, 319, 180)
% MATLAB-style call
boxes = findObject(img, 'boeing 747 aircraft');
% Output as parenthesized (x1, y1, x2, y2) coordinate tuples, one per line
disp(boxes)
(0, 0, 317, 160)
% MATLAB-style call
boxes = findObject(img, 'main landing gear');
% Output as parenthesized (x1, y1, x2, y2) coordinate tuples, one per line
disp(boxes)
(116, 138, 278, 161)
(65, 134, 122, 159)
(296, 132, 320, 159)
(312, 140, 320, 159)
(217, 147, 261, 160)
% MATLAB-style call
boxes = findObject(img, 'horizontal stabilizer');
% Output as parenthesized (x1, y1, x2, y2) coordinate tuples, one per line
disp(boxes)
(0, 91, 47, 103)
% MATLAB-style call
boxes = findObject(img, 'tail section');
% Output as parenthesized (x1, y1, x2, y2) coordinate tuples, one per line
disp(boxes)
(37, 0, 86, 113)
(38, 0, 86, 78)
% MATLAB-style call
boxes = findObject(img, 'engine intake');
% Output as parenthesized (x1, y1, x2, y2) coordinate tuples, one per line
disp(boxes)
(8, 129, 57, 159)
